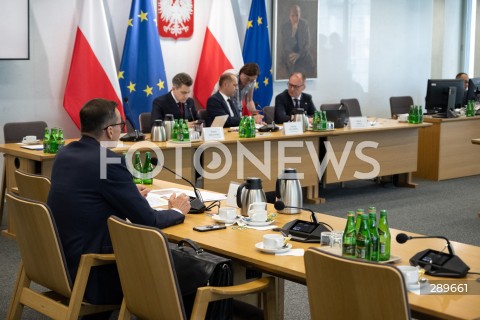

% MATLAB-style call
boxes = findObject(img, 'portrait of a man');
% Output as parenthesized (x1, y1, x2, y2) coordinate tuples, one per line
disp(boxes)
(274, 1, 318, 80)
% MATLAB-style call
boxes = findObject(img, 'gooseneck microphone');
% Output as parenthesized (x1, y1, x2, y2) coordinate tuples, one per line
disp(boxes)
(396, 233, 455, 255)
(274, 200, 318, 224)
(150, 157, 206, 214)
(120, 97, 145, 142)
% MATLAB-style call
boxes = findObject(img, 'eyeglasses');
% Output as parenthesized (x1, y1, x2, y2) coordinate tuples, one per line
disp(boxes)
(104, 121, 126, 131)
(288, 82, 304, 89)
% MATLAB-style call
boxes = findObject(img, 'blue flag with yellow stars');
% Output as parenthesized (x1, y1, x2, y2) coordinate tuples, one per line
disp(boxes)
(119, 0, 168, 129)
(242, 0, 273, 109)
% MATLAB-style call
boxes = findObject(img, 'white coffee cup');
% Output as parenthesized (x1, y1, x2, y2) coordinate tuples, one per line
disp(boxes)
(397, 265, 419, 285)
(263, 234, 285, 250)
(248, 202, 266, 212)
(248, 209, 267, 222)
(22, 135, 37, 144)
(218, 207, 236, 220)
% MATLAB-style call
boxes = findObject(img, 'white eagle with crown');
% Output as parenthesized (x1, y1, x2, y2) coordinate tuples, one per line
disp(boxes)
(158, 0, 193, 38)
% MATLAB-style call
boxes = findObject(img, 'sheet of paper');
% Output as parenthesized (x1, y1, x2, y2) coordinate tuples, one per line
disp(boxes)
(151, 188, 227, 202)
(20, 144, 43, 150)
(146, 192, 169, 208)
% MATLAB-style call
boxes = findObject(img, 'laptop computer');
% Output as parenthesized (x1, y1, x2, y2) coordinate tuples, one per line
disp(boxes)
(210, 115, 229, 128)
(325, 110, 347, 128)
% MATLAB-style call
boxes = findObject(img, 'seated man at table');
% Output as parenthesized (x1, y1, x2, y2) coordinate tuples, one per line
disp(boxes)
(151, 72, 199, 124)
(206, 72, 242, 127)
(47, 98, 190, 308)
(274, 72, 316, 123)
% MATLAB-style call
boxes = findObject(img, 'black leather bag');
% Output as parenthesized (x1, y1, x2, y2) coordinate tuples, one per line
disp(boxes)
(169, 239, 233, 320)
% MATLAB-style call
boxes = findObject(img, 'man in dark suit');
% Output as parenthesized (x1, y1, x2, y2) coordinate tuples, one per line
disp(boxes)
(274, 72, 316, 123)
(47, 99, 190, 307)
(151, 72, 199, 124)
(206, 72, 241, 127)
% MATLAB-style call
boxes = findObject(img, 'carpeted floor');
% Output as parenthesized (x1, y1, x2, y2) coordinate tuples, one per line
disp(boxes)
(1, 175, 479, 319)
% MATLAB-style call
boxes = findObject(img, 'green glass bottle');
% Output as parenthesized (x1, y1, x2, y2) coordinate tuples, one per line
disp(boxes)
(313, 111, 320, 130)
(238, 117, 246, 138)
(172, 119, 179, 141)
(355, 208, 364, 233)
(49, 127, 58, 154)
(356, 214, 371, 260)
(378, 209, 391, 261)
(417, 105, 423, 123)
(244, 116, 251, 138)
(321, 111, 327, 129)
(142, 151, 154, 185)
(368, 212, 380, 261)
(342, 211, 356, 258)
(133, 151, 143, 184)
(250, 116, 256, 138)
(182, 119, 190, 141)
(177, 119, 184, 141)
(56, 128, 65, 151)
(43, 128, 50, 154)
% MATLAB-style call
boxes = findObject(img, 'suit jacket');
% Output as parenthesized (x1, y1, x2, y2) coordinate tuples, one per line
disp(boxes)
(206, 91, 241, 127)
(47, 136, 185, 304)
(151, 92, 198, 124)
(274, 89, 316, 123)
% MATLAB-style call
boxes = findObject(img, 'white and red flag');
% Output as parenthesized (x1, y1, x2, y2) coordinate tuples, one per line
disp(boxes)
(63, 0, 124, 128)
(193, 0, 244, 108)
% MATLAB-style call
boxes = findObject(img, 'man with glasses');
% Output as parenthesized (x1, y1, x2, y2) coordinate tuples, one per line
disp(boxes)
(274, 72, 316, 123)
(206, 72, 242, 127)
(48, 98, 190, 308)
(151, 72, 199, 124)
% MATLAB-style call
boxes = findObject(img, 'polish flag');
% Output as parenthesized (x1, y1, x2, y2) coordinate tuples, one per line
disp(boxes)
(63, 0, 124, 128)
(194, 0, 244, 108)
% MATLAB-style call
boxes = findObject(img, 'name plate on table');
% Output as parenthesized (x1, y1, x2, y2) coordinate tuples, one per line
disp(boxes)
(283, 122, 304, 135)
(348, 117, 368, 129)
(202, 127, 225, 141)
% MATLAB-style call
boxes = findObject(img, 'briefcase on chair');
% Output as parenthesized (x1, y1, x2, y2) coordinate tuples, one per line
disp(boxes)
(169, 239, 233, 320)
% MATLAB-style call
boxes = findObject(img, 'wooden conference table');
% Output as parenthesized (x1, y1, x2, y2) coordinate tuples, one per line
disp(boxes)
(150, 182, 480, 320)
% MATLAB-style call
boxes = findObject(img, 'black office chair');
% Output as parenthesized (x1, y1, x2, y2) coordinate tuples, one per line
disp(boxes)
(1, 121, 48, 229)
(263, 106, 275, 124)
(198, 109, 208, 121)
(320, 103, 342, 111)
(340, 98, 362, 117)
(139, 112, 152, 134)
(390, 96, 413, 119)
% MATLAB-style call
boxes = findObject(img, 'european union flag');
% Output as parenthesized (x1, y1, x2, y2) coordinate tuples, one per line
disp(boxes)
(242, 0, 273, 109)
(119, 0, 168, 129)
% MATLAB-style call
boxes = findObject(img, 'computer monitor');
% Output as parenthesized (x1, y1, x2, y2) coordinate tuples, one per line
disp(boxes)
(466, 77, 480, 102)
(425, 79, 465, 115)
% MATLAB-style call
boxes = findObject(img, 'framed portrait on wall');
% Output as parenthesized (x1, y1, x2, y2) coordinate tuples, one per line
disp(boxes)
(273, 0, 318, 80)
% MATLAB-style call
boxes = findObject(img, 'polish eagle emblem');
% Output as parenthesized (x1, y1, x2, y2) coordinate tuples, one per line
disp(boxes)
(158, 0, 194, 39)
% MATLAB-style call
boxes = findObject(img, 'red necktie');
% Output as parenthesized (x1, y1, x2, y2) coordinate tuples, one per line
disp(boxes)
(179, 102, 185, 118)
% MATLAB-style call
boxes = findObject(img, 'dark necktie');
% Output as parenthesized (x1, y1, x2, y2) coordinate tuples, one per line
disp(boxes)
(227, 99, 235, 117)
(294, 98, 300, 109)
(178, 102, 185, 118)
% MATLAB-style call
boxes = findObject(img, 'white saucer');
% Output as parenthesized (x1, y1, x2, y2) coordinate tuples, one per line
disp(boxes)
(407, 279, 429, 292)
(211, 214, 237, 224)
(241, 217, 275, 227)
(255, 242, 292, 254)
(22, 140, 40, 145)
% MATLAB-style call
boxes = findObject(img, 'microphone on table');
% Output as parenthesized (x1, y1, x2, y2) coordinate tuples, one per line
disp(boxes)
(396, 232, 469, 277)
(274, 200, 318, 224)
(120, 97, 145, 142)
(150, 157, 206, 214)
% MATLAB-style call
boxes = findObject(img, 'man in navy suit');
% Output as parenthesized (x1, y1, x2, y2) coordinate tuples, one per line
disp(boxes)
(48, 99, 190, 307)
(151, 72, 199, 124)
(206, 72, 241, 127)
(274, 72, 317, 123)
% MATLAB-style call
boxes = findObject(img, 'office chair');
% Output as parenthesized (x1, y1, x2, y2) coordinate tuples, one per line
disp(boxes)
(304, 248, 411, 320)
(1, 121, 47, 231)
(198, 108, 208, 121)
(390, 96, 414, 119)
(6, 193, 118, 319)
(340, 98, 363, 117)
(138, 112, 152, 134)
(107, 216, 276, 320)
(263, 106, 275, 124)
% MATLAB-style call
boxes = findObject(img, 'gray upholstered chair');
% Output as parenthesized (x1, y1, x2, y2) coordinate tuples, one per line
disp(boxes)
(139, 112, 152, 134)
(390, 96, 414, 119)
(340, 98, 362, 117)
(263, 106, 275, 124)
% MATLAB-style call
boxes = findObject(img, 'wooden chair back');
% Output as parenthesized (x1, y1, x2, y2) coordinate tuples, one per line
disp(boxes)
(340, 98, 363, 117)
(304, 248, 410, 320)
(108, 216, 186, 319)
(6, 193, 72, 297)
(14, 170, 51, 203)
(390, 96, 414, 118)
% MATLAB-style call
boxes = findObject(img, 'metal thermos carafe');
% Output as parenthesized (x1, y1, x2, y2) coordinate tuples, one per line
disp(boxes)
(151, 120, 166, 142)
(275, 168, 302, 214)
(236, 177, 266, 216)
(291, 108, 308, 131)
(164, 114, 174, 140)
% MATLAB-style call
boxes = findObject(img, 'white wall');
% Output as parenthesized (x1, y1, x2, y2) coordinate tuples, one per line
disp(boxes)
(0, 0, 465, 181)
